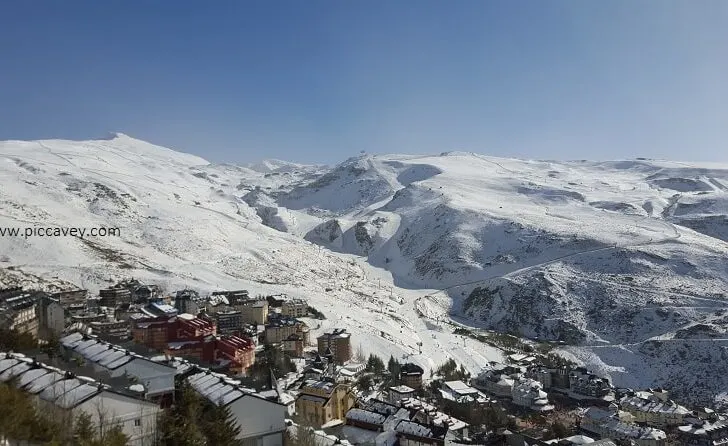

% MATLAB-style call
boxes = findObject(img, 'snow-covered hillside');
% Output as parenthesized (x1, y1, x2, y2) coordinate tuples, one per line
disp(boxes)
(2, 136, 728, 405)
(272, 152, 728, 405)
(0, 135, 502, 383)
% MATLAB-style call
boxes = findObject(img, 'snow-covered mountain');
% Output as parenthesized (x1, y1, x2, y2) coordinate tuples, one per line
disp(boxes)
(2, 136, 728, 405)
(272, 152, 728, 404)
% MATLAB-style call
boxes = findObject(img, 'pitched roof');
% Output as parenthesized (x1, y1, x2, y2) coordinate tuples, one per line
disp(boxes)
(187, 370, 285, 408)
(0, 352, 151, 410)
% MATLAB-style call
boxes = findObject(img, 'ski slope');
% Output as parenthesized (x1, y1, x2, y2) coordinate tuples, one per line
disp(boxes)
(2, 135, 728, 404)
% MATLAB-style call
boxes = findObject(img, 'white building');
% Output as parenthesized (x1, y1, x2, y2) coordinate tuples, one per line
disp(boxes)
(389, 385, 415, 404)
(37, 295, 66, 338)
(59, 332, 176, 400)
(471, 363, 521, 397)
(440, 380, 490, 405)
(0, 352, 160, 446)
(511, 379, 554, 412)
(187, 370, 287, 445)
(620, 391, 691, 427)
(281, 299, 308, 318)
(581, 407, 666, 446)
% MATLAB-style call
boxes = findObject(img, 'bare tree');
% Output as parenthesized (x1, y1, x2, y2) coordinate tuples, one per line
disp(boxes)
(355, 343, 366, 363)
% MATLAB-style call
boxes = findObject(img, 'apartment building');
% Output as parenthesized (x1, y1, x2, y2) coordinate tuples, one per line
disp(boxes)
(215, 309, 243, 335)
(281, 299, 308, 318)
(295, 380, 356, 428)
(240, 300, 269, 325)
(0, 352, 161, 446)
(265, 315, 309, 344)
(98, 287, 132, 307)
(317, 328, 351, 364)
(0, 291, 40, 336)
(187, 370, 286, 445)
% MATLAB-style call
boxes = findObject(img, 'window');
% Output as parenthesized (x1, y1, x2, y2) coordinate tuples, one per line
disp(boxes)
(134, 419, 141, 427)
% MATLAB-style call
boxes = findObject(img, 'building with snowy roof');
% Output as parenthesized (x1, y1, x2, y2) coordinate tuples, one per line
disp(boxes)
(569, 369, 612, 398)
(295, 380, 356, 428)
(581, 407, 667, 446)
(281, 298, 308, 318)
(265, 314, 310, 344)
(398, 398, 469, 437)
(387, 384, 415, 404)
(0, 352, 160, 446)
(620, 391, 691, 427)
(59, 332, 176, 402)
(512, 379, 554, 412)
(440, 380, 491, 406)
(317, 328, 351, 364)
(677, 419, 728, 445)
(543, 434, 596, 444)
(0, 290, 41, 336)
(394, 419, 448, 446)
(399, 363, 424, 389)
(187, 369, 286, 445)
(472, 365, 520, 397)
(346, 408, 388, 431)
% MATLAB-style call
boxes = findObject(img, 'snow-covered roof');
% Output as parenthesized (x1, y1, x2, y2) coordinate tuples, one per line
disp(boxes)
(187, 371, 253, 406)
(0, 352, 151, 411)
(390, 385, 414, 394)
(60, 332, 176, 396)
(583, 407, 666, 441)
(395, 420, 436, 438)
(399, 398, 468, 431)
(584, 407, 616, 421)
(621, 394, 691, 415)
(346, 408, 386, 425)
(443, 380, 477, 394)
(149, 355, 196, 375)
(677, 419, 728, 436)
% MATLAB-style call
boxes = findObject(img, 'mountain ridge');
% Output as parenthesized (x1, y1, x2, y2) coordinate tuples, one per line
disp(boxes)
(2, 135, 728, 405)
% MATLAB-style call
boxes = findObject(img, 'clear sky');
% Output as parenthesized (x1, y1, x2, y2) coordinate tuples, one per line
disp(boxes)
(1, 1, 726, 165)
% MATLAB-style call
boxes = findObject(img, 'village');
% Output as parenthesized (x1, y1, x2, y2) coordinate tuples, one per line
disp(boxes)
(1, 282, 726, 446)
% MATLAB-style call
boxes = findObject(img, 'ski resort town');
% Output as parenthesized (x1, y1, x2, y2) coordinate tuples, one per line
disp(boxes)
(1, 282, 726, 446)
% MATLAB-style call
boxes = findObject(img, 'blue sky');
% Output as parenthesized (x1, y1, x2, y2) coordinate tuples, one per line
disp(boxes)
(1, 1, 726, 164)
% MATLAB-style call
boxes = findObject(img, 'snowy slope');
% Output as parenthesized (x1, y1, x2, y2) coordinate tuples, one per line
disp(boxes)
(0, 135, 501, 382)
(273, 152, 728, 405)
(3, 136, 728, 405)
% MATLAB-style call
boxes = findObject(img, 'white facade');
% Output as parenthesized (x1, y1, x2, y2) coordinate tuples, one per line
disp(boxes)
(581, 407, 666, 446)
(0, 352, 160, 446)
(281, 299, 308, 318)
(511, 380, 554, 412)
(472, 369, 516, 397)
(228, 395, 287, 445)
(39, 299, 66, 336)
(620, 393, 690, 427)
(187, 371, 286, 446)
(75, 390, 161, 446)
(60, 332, 176, 398)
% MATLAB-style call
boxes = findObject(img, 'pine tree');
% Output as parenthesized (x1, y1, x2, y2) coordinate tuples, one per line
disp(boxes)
(200, 403, 242, 446)
(366, 354, 384, 375)
(158, 383, 206, 446)
(101, 424, 130, 446)
(74, 412, 97, 444)
(387, 356, 401, 384)
(356, 374, 373, 391)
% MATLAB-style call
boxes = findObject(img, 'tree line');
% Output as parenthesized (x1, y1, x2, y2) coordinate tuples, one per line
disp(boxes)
(0, 381, 128, 445)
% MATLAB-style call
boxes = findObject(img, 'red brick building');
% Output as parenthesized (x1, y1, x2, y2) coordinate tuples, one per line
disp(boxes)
(215, 335, 255, 374)
(131, 315, 173, 350)
(132, 314, 254, 374)
(170, 314, 216, 341)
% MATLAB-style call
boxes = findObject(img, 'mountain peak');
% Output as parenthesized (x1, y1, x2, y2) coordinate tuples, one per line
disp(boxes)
(97, 131, 131, 141)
